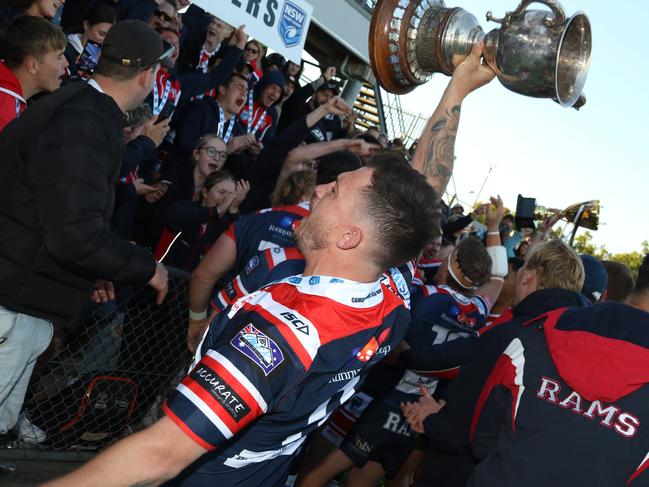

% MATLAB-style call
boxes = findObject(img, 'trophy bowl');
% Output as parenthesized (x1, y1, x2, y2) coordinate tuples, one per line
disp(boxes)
(369, 0, 592, 107)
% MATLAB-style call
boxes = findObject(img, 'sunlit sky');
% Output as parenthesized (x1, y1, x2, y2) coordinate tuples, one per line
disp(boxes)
(394, 0, 649, 254)
(237, 0, 646, 254)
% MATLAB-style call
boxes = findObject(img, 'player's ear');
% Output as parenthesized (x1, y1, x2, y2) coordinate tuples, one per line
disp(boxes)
(335, 226, 362, 251)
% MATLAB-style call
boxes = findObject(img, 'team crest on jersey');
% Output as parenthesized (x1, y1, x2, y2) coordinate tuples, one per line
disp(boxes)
(278, 1, 307, 48)
(244, 255, 260, 275)
(231, 324, 284, 375)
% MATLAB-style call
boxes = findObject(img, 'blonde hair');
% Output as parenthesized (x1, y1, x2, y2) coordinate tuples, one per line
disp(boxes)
(271, 170, 315, 207)
(525, 239, 585, 292)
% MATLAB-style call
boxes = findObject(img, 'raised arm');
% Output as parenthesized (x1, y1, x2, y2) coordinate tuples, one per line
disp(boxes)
(411, 42, 495, 197)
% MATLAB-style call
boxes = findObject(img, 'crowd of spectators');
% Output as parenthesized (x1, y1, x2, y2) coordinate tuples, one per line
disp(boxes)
(0, 2, 648, 486)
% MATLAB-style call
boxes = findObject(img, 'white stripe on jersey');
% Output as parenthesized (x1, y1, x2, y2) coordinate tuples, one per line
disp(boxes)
(269, 247, 287, 267)
(177, 383, 233, 439)
(223, 437, 306, 468)
(234, 275, 249, 295)
(217, 289, 229, 308)
(206, 350, 268, 411)
(262, 293, 321, 360)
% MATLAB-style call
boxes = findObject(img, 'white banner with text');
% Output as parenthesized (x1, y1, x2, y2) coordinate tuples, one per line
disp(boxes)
(193, 0, 314, 64)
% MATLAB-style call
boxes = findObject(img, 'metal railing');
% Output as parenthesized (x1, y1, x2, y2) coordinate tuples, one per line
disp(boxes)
(2, 270, 193, 453)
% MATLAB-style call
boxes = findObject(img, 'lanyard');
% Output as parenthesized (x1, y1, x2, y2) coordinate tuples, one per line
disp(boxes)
(0, 87, 26, 117)
(246, 90, 267, 135)
(217, 102, 235, 143)
(152, 75, 171, 116)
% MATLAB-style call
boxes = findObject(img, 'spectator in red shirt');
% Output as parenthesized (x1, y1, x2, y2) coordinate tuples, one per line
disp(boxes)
(0, 15, 68, 131)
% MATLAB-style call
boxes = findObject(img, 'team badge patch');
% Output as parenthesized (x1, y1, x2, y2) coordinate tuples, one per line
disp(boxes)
(278, 1, 307, 48)
(231, 324, 284, 375)
(244, 255, 260, 275)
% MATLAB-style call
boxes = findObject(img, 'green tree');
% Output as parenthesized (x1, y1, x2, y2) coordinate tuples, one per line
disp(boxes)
(571, 231, 648, 278)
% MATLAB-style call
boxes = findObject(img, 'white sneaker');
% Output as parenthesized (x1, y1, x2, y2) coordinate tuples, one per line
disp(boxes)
(15, 411, 47, 444)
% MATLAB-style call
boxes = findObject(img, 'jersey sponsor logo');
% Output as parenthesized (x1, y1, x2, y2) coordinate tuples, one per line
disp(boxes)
(328, 369, 360, 384)
(231, 324, 284, 376)
(245, 255, 260, 275)
(536, 376, 640, 438)
(189, 364, 251, 422)
(355, 328, 392, 362)
(280, 311, 310, 335)
(351, 288, 382, 303)
(278, 0, 308, 48)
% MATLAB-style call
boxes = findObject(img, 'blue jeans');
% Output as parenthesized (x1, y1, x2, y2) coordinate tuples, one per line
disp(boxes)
(0, 305, 52, 434)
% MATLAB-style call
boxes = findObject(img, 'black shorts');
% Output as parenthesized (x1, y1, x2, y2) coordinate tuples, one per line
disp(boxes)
(339, 398, 423, 478)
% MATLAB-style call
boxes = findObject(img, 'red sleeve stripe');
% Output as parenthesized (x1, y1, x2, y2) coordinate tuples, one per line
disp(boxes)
(284, 247, 303, 260)
(263, 249, 275, 269)
(205, 350, 268, 411)
(470, 338, 526, 442)
(224, 224, 236, 242)
(627, 451, 649, 485)
(176, 383, 235, 439)
(162, 401, 216, 451)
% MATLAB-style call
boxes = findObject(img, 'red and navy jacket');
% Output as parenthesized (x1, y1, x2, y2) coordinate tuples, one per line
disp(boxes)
(418, 288, 587, 487)
(0, 61, 26, 132)
(470, 302, 649, 486)
(164, 270, 413, 486)
(223, 201, 310, 275)
(211, 246, 305, 314)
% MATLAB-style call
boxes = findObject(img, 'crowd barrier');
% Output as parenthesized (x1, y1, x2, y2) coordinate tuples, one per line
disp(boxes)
(1, 268, 194, 453)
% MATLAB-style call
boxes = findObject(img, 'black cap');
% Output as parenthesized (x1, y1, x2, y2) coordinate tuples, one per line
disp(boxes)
(100, 20, 167, 68)
(317, 81, 339, 95)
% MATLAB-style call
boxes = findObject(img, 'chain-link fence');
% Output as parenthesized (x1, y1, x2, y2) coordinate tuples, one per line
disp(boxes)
(1, 269, 194, 453)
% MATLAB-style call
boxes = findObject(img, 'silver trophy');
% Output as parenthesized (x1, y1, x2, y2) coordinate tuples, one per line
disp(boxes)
(369, 0, 591, 107)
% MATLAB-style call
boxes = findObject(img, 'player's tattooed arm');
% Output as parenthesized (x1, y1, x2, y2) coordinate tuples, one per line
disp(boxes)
(418, 105, 461, 197)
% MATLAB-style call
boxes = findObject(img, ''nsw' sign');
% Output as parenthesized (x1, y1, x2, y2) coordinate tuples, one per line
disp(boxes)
(193, 0, 314, 64)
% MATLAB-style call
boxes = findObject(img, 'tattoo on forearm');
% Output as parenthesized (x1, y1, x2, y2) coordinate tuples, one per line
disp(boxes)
(423, 105, 461, 196)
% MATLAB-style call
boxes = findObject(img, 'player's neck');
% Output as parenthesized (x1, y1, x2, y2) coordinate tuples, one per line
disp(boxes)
(629, 291, 649, 313)
(302, 251, 381, 284)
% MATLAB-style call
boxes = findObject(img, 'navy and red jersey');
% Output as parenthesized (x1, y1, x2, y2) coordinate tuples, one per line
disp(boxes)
(223, 202, 309, 275)
(470, 303, 649, 486)
(145, 68, 181, 118)
(164, 269, 414, 486)
(416, 256, 443, 285)
(238, 100, 275, 141)
(211, 247, 306, 314)
(393, 284, 490, 400)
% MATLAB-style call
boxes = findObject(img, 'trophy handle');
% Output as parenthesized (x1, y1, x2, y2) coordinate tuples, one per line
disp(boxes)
(486, 0, 566, 28)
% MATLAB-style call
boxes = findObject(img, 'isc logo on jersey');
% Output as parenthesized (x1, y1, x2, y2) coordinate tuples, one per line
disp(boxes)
(280, 311, 309, 335)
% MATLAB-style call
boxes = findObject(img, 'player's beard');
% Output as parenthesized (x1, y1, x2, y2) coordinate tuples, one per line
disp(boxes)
(293, 217, 328, 252)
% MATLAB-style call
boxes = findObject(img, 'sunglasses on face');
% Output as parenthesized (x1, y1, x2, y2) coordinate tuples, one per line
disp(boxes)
(245, 47, 259, 54)
(154, 9, 174, 23)
(200, 147, 227, 161)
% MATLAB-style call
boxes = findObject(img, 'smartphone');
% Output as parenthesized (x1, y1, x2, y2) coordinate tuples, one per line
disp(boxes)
(77, 39, 102, 79)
